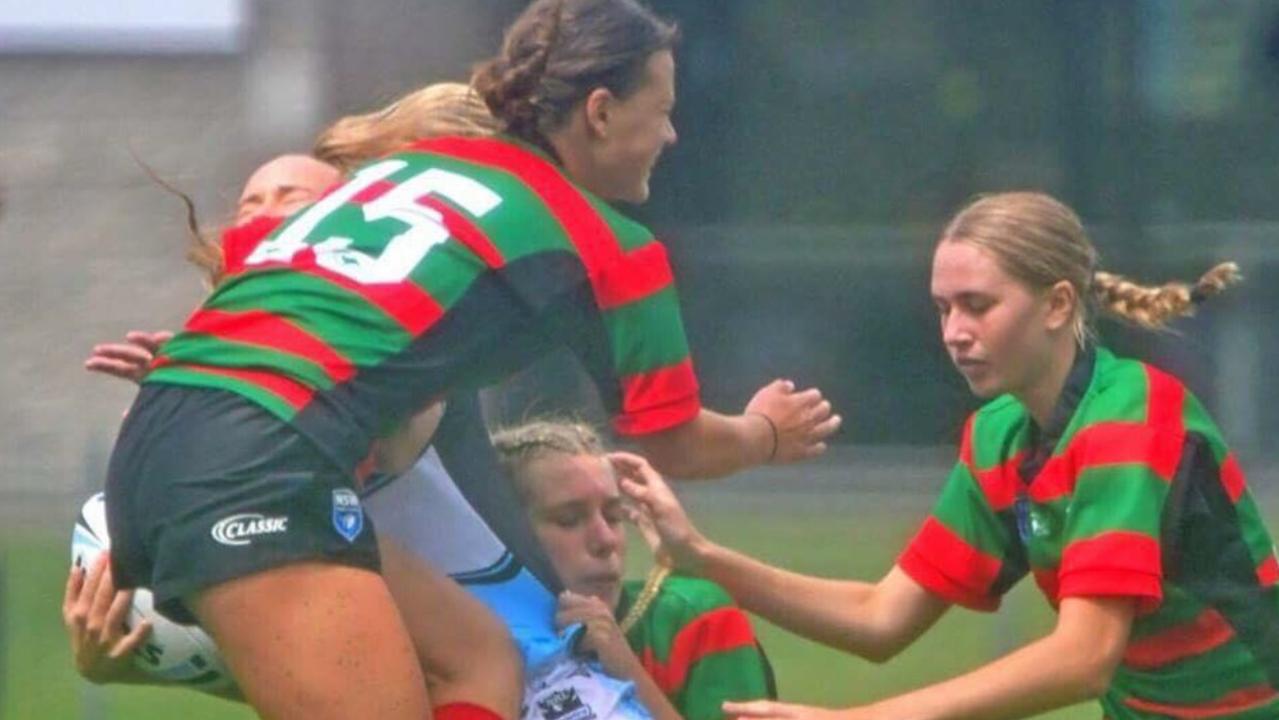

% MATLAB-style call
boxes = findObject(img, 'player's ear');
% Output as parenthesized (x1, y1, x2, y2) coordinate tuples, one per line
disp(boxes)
(1043, 280, 1076, 331)
(583, 88, 615, 139)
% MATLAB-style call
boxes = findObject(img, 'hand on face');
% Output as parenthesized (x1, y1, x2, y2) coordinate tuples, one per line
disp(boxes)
(62, 553, 152, 684)
(744, 380, 841, 463)
(609, 451, 707, 573)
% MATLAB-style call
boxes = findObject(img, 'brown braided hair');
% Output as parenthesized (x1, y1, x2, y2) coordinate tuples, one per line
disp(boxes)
(940, 192, 1242, 343)
(471, 0, 678, 154)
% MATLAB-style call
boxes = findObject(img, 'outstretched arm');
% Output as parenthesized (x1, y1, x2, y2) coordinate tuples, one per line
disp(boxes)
(725, 595, 1134, 720)
(634, 380, 841, 480)
(612, 453, 944, 661)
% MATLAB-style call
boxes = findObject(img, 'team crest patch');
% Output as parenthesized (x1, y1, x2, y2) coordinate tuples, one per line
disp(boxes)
(536, 688, 595, 720)
(331, 489, 364, 543)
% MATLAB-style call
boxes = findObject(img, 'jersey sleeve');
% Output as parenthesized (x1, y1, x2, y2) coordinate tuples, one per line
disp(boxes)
(1054, 426, 1173, 611)
(589, 240, 702, 437)
(898, 420, 1025, 611)
(631, 578, 774, 720)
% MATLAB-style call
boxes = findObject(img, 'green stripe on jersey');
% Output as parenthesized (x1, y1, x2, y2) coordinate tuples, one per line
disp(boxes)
(146, 367, 298, 421)
(207, 272, 410, 367)
(931, 463, 1014, 560)
(970, 397, 1030, 470)
(1065, 464, 1168, 541)
(160, 333, 335, 390)
(585, 194, 656, 252)
(604, 286, 691, 375)
(1063, 360, 1150, 442)
(400, 151, 576, 262)
(1114, 643, 1271, 705)
(410, 242, 486, 311)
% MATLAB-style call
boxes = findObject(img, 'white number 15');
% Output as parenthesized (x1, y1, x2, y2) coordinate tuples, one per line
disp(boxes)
(245, 159, 502, 284)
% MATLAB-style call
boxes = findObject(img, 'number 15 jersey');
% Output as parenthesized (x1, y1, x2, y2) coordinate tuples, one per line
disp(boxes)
(147, 136, 702, 472)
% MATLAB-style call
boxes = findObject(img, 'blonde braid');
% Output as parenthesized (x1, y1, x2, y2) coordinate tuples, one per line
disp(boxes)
(1092, 262, 1241, 330)
(618, 561, 671, 634)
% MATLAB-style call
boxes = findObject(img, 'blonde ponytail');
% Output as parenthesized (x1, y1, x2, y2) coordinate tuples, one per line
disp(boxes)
(1092, 262, 1241, 330)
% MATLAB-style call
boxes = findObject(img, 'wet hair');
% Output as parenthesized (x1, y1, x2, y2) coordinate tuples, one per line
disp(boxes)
(940, 191, 1241, 344)
(471, 0, 678, 152)
(313, 82, 501, 173)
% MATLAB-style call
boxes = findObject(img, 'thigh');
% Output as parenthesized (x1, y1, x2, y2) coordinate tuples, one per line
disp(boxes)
(190, 562, 429, 720)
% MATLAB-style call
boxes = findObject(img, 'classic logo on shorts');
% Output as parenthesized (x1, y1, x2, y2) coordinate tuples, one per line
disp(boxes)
(332, 488, 364, 543)
(211, 513, 289, 546)
(536, 688, 595, 720)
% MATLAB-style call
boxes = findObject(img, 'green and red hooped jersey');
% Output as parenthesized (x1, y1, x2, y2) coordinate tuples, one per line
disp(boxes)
(899, 346, 1279, 719)
(146, 136, 701, 472)
(618, 575, 776, 720)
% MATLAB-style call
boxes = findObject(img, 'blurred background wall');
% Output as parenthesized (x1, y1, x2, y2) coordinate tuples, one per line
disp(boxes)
(2, 0, 1278, 508)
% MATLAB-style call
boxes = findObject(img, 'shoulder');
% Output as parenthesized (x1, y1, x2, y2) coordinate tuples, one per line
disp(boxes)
(650, 575, 738, 618)
(581, 194, 656, 252)
(964, 394, 1029, 467)
(1084, 347, 1212, 438)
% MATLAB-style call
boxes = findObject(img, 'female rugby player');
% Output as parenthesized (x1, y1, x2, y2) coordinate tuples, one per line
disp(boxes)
(622, 192, 1273, 720)
(97, 1, 837, 717)
(492, 419, 775, 720)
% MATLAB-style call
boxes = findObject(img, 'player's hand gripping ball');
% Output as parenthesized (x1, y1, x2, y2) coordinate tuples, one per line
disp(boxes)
(70, 493, 238, 694)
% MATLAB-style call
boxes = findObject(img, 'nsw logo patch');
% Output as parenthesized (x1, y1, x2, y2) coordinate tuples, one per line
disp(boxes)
(332, 488, 364, 543)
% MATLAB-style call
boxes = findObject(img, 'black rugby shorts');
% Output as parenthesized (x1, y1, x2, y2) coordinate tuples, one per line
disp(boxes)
(104, 383, 380, 624)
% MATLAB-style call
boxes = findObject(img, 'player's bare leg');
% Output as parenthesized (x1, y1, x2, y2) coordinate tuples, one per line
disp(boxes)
(189, 562, 430, 720)
(380, 537, 522, 719)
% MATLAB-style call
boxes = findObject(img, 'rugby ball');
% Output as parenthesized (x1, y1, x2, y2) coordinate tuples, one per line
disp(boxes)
(71, 492, 238, 694)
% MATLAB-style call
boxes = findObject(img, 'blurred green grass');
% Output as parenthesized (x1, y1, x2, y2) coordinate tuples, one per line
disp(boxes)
(4, 487, 1099, 719)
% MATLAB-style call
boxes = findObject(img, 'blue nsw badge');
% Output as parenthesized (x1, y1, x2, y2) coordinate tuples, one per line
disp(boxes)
(332, 488, 364, 543)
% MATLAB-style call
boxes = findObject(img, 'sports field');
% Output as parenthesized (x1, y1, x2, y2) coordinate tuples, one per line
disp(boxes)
(0, 455, 1129, 720)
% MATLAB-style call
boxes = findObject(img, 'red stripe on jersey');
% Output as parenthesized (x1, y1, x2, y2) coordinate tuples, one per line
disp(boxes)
(417, 196, 505, 269)
(1220, 453, 1246, 504)
(1058, 532, 1162, 601)
(151, 357, 314, 410)
(898, 517, 1002, 611)
(1124, 684, 1278, 718)
(1145, 364, 1186, 432)
(411, 136, 622, 286)
(614, 359, 700, 436)
(1257, 555, 1279, 588)
(185, 308, 355, 383)
(245, 256, 444, 335)
(1123, 608, 1236, 670)
(349, 179, 395, 204)
(638, 607, 757, 695)
(1029, 423, 1183, 504)
(958, 417, 1022, 512)
(596, 242, 675, 310)
(221, 215, 286, 276)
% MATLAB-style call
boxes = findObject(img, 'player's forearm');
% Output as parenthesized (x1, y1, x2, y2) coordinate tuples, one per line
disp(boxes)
(690, 541, 901, 660)
(855, 627, 1113, 720)
(635, 410, 770, 480)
